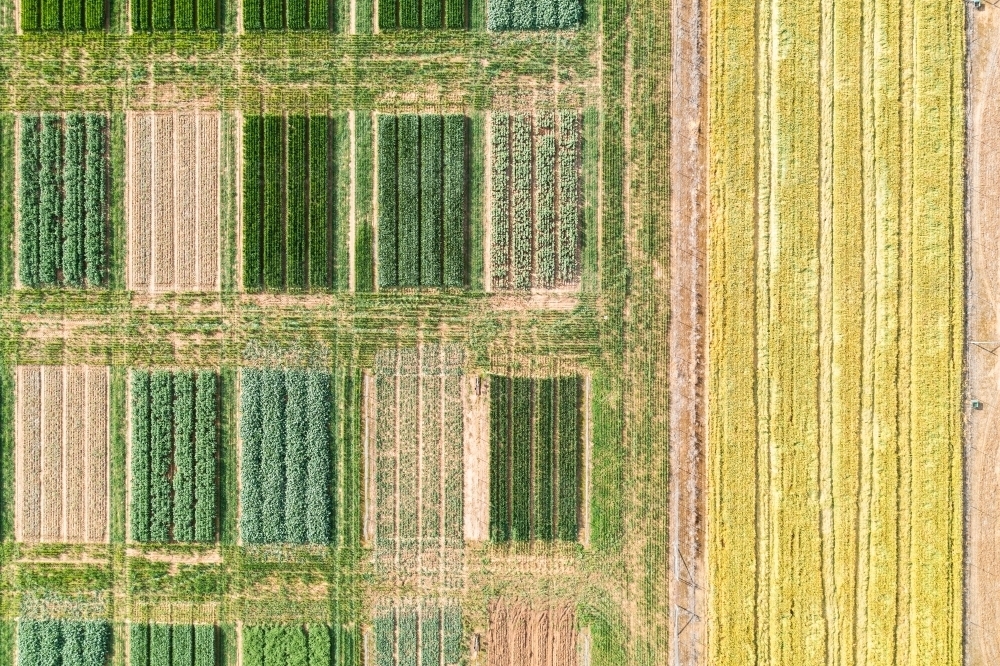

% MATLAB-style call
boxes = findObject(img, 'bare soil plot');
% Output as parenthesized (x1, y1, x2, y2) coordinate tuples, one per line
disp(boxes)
(463, 375, 489, 542)
(16, 365, 109, 543)
(487, 601, 576, 666)
(372, 344, 464, 583)
(128, 110, 220, 293)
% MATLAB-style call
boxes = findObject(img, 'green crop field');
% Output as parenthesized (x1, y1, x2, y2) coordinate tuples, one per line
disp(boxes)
(0, 0, 679, 664)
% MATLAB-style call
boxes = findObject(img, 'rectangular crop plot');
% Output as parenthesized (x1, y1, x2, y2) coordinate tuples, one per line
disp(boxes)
(486, 601, 575, 666)
(486, 0, 580, 31)
(241, 622, 357, 666)
(21, 0, 108, 30)
(128, 111, 220, 293)
(16, 366, 109, 543)
(129, 369, 219, 543)
(243, 113, 350, 293)
(371, 345, 464, 577)
(18, 113, 110, 288)
(239, 367, 358, 545)
(378, 0, 466, 30)
(17, 620, 111, 666)
(131, 0, 218, 30)
(130, 622, 216, 666)
(488, 374, 581, 543)
(373, 602, 462, 666)
(490, 112, 581, 291)
(377, 114, 468, 289)
(243, 0, 338, 29)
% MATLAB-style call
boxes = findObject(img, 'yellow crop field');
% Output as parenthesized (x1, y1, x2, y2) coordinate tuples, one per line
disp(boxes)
(708, 0, 964, 664)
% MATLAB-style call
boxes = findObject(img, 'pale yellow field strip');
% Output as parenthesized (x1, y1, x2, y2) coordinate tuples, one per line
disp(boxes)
(41, 366, 64, 541)
(198, 112, 220, 290)
(130, 113, 153, 290)
(154, 112, 175, 289)
(462, 376, 489, 542)
(19, 366, 42, 541)
(65, 367, 86, 542)
(86, 367, 109, 542)
(176, 112, 198, 290)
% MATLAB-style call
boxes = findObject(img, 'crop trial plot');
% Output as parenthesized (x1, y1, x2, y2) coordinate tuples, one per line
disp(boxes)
(243, 0, 340, 30)
(241, 622, 358, 666)
(128, 111, 220, 293)
(18, 113, 110, 288)
(489, 374, 582, 543)
(20, 0, 107, 30)
(16, 366, 109, 544)
(243, 113, 350, 293)
(17, 620, 111, 666)
(377, 0, 466, 30)
(485, 601, 576, 666)
(377, 114, 468, 290)
(129, 622, 216, 666)
(486, 0, 581, 31)
(131, 0, 218, 30)
(370, 345, 464, 578)
(490, 112, 580, 291)
(239, 368, 359, 545)
(129, 370, 218, 543)
(372, 601, 462, 666)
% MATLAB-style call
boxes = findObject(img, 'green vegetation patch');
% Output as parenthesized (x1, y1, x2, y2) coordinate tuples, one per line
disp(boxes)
(16, 620, 111, 666)
(487, 0, 580, 31)
(242, 623, 356, 666)
(129, 623, 216, 666)
(132, 0, 218, 31)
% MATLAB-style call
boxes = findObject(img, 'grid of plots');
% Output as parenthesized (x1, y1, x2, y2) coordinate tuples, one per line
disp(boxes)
(16, 366, 109, 544)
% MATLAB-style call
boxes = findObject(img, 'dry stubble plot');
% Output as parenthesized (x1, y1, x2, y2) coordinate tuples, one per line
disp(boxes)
(16, 366, 109, 543)
(128, 111, 220, 293)
(707, 0, 964, 662)
(372, 345, 464, 585)
(487, 601, 576, 666)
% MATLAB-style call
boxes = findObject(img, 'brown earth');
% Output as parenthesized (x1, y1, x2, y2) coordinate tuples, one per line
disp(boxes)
(487, 601, 577, 666)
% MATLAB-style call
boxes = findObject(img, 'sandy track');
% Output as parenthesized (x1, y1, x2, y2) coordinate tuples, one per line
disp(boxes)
(16, 366, 109, 543)
(667, 0, 707, 660)
(463, 375, 489, 541)
(966, 4, 1000, 663)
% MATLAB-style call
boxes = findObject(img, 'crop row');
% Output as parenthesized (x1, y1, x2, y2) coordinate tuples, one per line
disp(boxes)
(20, 113, 109, 288)
(487, 0, 580, 31)
(17, 620, 111, 666)
(21, 0, 106, 30)
(489, 375, 580, 542)
(132, 0, 217, 30)
(377, 114, 467, 289)
(243, 624, 356, 666)
(130, 623, 215, 666)
(240, 368, 346, 544)
(373, 604, 461, 666)
(130, 370, 218, 543)
(244, 0, 333, 29)
(244, 114, 349, 292)
(490, 111, 580, 290)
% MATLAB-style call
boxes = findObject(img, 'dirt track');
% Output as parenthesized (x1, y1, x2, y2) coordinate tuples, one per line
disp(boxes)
(966, 3, 1000, 663)
(668, 0, 707, 661)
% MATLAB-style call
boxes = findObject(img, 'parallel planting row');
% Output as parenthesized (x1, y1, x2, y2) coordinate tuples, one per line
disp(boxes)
(21, 0, 107, 30)
(129, 623, 216, 666)
(489, 375, 581, 543)
(131, 0, 218, 30)
(485, 602, 575, 666)
(377, 0, 465, 30)
(17, 366, 109, 543)
(486, 0, 581, 31)
(19, 113, 109, 288)
(242, 624, 356, 666)
(373, 603, 462, 666)
(240, 368, 359, 545)
(490, 112, 580, 290)
(17, 621, 111, 666)
(130, 370, 219, 543)
(377, 114, 468, 289)
(243, 114, 350, 292)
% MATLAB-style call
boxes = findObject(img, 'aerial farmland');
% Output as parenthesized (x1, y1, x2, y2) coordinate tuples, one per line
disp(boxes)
(0, 0, 990, 663)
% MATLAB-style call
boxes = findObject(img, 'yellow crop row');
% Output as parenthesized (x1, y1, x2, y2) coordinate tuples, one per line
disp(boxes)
(707, 0, 964, 663)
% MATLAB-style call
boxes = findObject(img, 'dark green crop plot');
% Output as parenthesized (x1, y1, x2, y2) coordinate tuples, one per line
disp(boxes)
(489, 374, 582, 543)
(243, 113, 349, 293)
(130, 623, 217, 666)
(242, 623, 353, 666)
(378, 0, 465, 30)
(130, 369, 219, 543)
(19, 113, 110, 289)
(132, 0, 218, 30)
(377, 113, 468, 290)
(21, 0, 107, 30)
(487, 0, 580, 30)
(244, 0, 339, 30)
